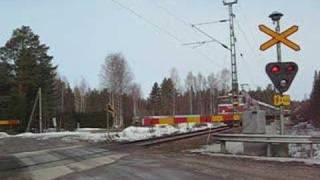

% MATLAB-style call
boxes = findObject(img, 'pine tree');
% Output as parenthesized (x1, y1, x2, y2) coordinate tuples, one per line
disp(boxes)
(0, 59, 13, 119)
(0, 26, 57, 131)
(310, 70, 320, 127)
(148, 82, 161, 115)
(160, 78, 175, 115)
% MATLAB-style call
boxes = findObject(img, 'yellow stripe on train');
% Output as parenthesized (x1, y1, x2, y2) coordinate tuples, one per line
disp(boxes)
(0, 120, 20, 125)
(187, 116, 200, 123)
(233, 114, 241, 121)
(0, 120, 9, 125)
(159, 117, 174, 125)
(212, 115, 224, 122)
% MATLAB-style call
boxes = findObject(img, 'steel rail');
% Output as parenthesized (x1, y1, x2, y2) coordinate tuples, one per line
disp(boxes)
(122, 126, 233, 147)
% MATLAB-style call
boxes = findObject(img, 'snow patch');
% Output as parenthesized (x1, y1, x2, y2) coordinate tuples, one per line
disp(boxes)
(200, 153, 320, 165)
(0, 132, 9, 138)
(76, 128, 106, 132)
(287, 122, 320, 159)
(116, 125, 179, 142)
(116, 123, 226, 142)
(0, 123, 226, 143)
(190, 142, 243, 154)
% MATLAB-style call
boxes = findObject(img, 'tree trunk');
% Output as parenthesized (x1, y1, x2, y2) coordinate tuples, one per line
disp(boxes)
(189, 90, 193, 114)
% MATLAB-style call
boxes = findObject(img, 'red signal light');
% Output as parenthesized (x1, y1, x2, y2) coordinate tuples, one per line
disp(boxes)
(271, 65, 281, 74)
(287, 64, 296, 72)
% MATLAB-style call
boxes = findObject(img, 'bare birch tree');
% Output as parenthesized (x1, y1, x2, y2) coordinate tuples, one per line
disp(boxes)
(74, 77, 89, 113)
(100, 53, 132, 128)
(128, 83, 142, 117)
(195, 73, 207, 115)
(170, 68, 181, 115)
(219, 68, 231, 94)
(79, 77, 89, 113)
(207, 73, 219, 114)
(185, 71, 195, 114)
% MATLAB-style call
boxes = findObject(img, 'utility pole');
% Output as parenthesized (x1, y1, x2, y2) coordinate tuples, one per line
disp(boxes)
(26, 90, 40, 132)
(269, 11, 285, 134)
(60, 85, 64, 131)
(189, 88, 193, 114)
(223, 0, 239, 113)
(183, 1, 240, 114)
(39, 88, 42, 133)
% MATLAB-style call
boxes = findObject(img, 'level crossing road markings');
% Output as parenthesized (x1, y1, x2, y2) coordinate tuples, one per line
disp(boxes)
(259, 24, 300, 51)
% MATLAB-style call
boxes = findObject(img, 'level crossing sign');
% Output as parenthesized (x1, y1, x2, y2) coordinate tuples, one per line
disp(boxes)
(259, 24, 300, 51)
(273, 94, 291, 106)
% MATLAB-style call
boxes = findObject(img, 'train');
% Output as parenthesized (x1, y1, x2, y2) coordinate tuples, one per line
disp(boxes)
(142, 94, 244, 126)
(141, 93, 287, 126)
(142, 114, 241, 126)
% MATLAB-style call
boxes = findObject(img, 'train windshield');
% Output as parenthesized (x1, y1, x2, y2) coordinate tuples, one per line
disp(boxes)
(218, 95, 245, 105)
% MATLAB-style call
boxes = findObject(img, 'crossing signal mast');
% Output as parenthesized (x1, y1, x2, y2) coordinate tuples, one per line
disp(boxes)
(259, 11, 300, 134)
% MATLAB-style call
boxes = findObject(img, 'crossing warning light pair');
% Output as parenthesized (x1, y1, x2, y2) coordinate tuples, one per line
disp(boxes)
(265, 62, 298, 93)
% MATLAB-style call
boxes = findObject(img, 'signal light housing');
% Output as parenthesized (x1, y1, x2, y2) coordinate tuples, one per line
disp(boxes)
(265, 62, 298, 93)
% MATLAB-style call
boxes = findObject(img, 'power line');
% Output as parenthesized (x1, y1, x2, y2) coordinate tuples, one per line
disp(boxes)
(111, 0, 183, 43)
(236, 20, 265, 62)
(149, 1, 229, 65)
(191, 24, 230, 50)
(151, 2, 191, 27)
(192, 19, 229, 26)
(110, 0, 227, 68)
(237, 4, 267, 62)
(151, 2, 229, 49)
(239, 53, 259, 88)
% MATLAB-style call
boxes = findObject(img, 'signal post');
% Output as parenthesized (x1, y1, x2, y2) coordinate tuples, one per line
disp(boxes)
(259, 12, 300, 134)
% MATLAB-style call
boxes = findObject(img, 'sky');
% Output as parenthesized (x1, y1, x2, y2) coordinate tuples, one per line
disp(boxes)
(0, 0, 319, 100)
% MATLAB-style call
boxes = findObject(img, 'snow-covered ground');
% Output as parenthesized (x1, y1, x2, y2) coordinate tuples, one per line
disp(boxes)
(191, 122, 320, 161)
(287, 122, 320, 159)
(190, 142, 244, 155)
(0, 132, 10, 138)
(0, 123, 226, 143)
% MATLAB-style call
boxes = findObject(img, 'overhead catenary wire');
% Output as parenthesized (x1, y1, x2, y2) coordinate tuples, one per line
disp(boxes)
(191, 24, 230, 50)
(153, 1, 260, 94)
(230, 3, 271, 91)
(111, 0, 182, 43)
(237, 4, 268, 62)
(236, 20, 266, 62)
(236, 21, 268, 89)
(238, 53, 259, 88)
(151, 1, 229, 47)
(110, 0, 227, 69)
(151, 1, 273, 101)
(192, 19, 229, 26)
(150, 1, 229, 67)
(151, 1, 229, 68)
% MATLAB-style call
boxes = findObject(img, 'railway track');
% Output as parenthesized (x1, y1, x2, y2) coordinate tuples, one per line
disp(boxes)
(1, 126, 233, 174)
(121, 125, 233, 147)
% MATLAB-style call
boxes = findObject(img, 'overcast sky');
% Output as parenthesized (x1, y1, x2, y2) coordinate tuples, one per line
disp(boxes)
(0, 0, 319, 100)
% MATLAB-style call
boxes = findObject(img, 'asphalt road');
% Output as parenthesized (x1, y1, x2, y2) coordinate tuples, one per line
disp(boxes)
(58, 152, 320, 180)
(1, 136, 320, 180)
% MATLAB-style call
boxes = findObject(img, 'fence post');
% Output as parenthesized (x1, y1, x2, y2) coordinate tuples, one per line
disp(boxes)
(221, 141, 226, 153)
(267, 143, 272, 157)
(310, 143, 313, 158)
